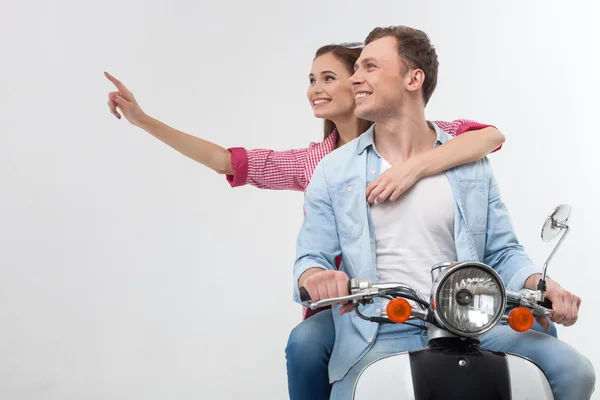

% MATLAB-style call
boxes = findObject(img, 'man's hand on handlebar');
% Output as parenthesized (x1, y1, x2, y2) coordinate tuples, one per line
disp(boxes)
(298, 269, 355, 315)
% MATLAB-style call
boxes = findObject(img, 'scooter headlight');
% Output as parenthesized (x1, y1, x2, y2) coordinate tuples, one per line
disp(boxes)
(433, 262, 506, 337)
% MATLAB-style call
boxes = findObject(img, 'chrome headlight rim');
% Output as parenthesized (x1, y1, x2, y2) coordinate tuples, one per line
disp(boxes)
(432, 261, 506, 338)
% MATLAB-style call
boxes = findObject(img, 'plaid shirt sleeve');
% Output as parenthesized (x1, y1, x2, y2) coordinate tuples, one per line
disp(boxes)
(433, 119, 502, 153)
(225, 145, 316, 191)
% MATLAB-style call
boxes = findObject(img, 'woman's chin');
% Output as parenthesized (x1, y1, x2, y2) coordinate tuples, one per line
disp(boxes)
(313, 109, 334, 120)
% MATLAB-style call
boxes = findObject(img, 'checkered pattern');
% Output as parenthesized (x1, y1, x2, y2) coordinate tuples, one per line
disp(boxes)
(226, 119, 496, 319)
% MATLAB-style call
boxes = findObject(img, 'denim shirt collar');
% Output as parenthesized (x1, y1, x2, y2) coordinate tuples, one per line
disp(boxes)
(356, 121, 454, 155)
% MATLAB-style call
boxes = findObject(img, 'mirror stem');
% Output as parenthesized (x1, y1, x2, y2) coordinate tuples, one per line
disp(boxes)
(539, 223, 570, 297)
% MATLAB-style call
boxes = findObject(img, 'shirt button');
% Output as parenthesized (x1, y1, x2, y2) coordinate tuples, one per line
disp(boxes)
(368, 338, 373, 343)
(371, 170, 376, 175)
(370, 239, 373, 244)
(471, 183, 477, 188)
(376, 309, 381, 314)
(347, 186, 353, 192)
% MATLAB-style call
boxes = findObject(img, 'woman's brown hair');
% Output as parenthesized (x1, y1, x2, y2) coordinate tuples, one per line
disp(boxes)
(314, 44, 374, 141)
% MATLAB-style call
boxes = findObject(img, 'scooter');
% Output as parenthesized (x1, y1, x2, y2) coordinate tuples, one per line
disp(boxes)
(304, 204, 571, 399)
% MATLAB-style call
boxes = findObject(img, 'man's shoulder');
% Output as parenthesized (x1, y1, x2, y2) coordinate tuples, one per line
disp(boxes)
(431, 120, 494, 180)
(451, 155, 493, 183)
(317, 136, 362, 170)
(306, 137, 365, 194)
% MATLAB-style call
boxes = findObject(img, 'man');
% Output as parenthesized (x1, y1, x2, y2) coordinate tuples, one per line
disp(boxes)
(294, 26, 595, 399)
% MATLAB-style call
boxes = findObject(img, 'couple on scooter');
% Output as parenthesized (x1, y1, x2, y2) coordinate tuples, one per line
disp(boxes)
(105, 22, 595, 400)
(291, 26, 595, 400)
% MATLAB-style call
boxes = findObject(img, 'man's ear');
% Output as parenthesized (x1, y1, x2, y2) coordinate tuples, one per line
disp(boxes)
(406, 68, 425, 93)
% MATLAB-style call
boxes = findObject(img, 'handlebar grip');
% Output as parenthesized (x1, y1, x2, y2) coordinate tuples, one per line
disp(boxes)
(539, 298, 553, 309)
(299, 287, 311, 302)
(299, 279, 352, 303)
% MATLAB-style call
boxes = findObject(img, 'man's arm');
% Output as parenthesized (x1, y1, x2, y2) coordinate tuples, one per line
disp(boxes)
(483, 173, 540, 291)
(483, 172, 581, 328)
(293, 162, 350, 309)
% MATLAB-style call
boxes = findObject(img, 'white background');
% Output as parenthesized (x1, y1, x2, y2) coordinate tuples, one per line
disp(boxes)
(1, 0, 599, 398)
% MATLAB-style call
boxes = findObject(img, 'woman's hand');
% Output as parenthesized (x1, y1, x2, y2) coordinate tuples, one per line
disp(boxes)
(366, 157, 423, 204)
(105, 71, 147, 126)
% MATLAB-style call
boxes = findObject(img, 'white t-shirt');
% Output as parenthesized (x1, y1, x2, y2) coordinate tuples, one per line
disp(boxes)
(371, 158, 457, 303)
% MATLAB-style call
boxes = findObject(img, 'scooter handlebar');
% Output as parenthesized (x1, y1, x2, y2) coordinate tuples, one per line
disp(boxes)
(299, 280, 352, 304)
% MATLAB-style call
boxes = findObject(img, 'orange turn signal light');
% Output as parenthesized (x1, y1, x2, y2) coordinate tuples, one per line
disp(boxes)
(386, 298, 412, 323)
(508, 307, 534, 332)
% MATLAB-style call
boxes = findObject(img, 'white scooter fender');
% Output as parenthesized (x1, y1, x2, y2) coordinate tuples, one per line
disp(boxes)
(353, 349, 553, 399)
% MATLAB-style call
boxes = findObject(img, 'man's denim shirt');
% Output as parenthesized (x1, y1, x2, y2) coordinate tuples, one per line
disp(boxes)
(293, 122, 541, 382)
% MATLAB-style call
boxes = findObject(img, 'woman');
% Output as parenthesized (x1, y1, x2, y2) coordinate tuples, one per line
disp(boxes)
(105, 43, 505, 399)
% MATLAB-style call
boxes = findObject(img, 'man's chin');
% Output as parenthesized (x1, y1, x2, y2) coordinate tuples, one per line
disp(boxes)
(354, 106, 374, 121)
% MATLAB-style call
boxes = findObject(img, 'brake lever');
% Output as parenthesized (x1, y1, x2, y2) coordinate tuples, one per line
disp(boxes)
(307, 292, 376, 310)
(533, 303, 554, 316)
